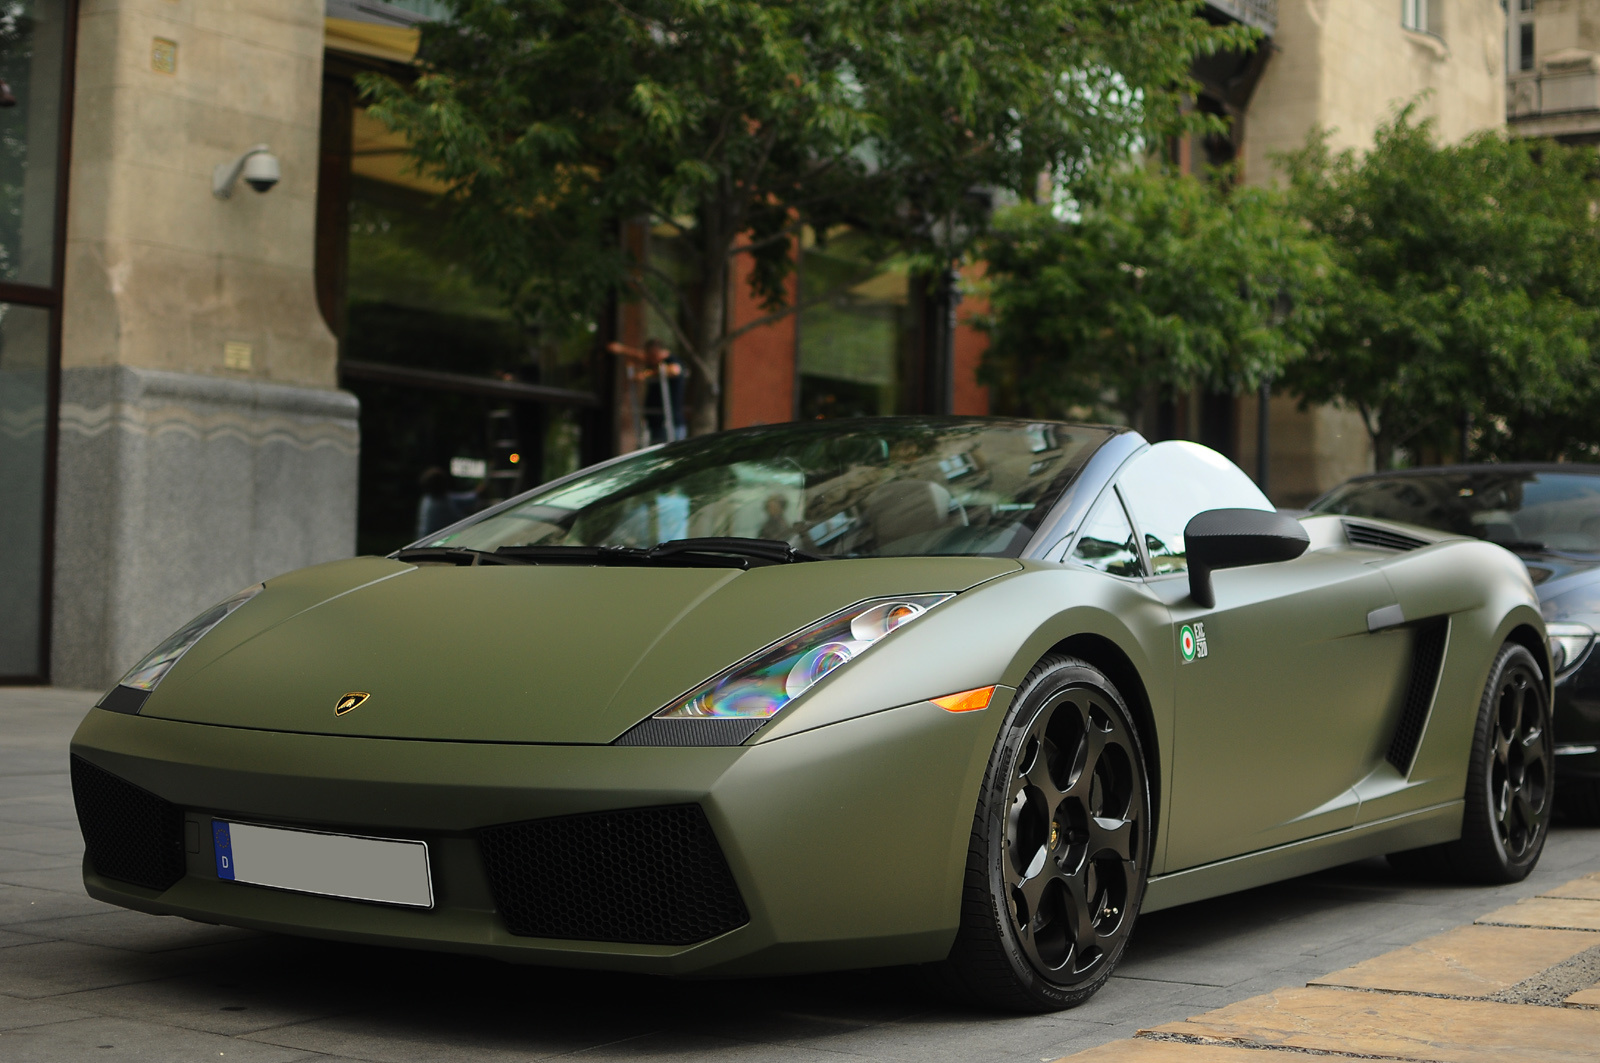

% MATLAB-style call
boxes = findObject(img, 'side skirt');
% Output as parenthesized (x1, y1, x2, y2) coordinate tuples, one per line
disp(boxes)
(1142, 800, 1462, 913)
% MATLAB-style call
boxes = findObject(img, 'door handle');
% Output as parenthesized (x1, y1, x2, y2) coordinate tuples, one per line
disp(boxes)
(1367, 604, 1405, 632)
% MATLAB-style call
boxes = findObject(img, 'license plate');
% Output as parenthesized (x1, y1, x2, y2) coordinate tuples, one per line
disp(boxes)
(211, 820, 433, 909)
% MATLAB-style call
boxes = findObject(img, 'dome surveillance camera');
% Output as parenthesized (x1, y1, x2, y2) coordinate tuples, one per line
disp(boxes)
(213, 144, 281, 199)
(241, 151, 280, 193)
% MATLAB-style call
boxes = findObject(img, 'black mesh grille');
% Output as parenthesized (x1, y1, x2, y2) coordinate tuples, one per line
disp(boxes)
(1344, 521, 1431, 552)
(1387, 618, 1449, 773)
(479, 804, 748, 945)
(70, 756, 187, 892)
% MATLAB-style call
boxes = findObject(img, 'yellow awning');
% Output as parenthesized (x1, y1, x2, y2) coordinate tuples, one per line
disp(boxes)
(325, 17, 420, 64)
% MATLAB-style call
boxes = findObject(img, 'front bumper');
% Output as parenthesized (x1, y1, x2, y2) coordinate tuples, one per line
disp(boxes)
(1555, 649, 1600, 782)
(69, 693, 1007, 977)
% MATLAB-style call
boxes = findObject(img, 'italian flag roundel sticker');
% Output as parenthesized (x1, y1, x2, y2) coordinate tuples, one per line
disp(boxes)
(1180, 624, 1197, 663)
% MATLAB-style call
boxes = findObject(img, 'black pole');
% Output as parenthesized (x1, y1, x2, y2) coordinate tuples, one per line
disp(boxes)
(1256, 376, 1272, 497)
(940, 263, 961, 414)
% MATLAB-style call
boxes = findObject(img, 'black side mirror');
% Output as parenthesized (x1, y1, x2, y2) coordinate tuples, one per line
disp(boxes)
(1184, 508, 1310, 609)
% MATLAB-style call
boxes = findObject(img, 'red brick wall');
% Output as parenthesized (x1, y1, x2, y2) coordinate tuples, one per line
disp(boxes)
(724, 241, 798, 428)
(953, 264, 991, 416)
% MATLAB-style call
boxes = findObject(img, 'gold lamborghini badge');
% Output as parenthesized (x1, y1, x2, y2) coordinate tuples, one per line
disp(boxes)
(334, 691, 371, 716)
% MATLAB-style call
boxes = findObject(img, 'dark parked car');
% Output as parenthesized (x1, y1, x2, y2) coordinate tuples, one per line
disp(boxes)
(1312, 464, 1600, 820)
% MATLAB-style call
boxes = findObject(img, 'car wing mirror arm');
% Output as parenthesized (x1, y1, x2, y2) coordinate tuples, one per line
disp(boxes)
(1184, 509, 1310, 609)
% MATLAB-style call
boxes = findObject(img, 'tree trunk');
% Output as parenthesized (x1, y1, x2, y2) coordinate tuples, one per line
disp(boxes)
(687, 198, 732, 437)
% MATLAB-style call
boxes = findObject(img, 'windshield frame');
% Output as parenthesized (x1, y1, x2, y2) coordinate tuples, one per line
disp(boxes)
(401, 417, 1127, 562)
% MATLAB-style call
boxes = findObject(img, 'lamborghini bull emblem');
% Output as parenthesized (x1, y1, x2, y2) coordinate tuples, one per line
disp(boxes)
(334, 691, 371, 716)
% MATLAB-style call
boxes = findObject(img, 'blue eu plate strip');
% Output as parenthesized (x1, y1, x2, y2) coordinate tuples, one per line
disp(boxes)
(212, 820, 235, 880)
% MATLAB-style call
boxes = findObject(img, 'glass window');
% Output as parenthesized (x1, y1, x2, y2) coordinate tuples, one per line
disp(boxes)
(1520, 23, 1535, 70)
(1070, 491, 1142, 577)
(429, 420, 1113, 558)
(0, 2, 68, 287)
(798, 230, 913, 418)
(0, 303, 51, 675)
(1116, 441, 1274, 575)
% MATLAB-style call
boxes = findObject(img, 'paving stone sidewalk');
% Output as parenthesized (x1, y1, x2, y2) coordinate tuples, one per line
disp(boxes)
(6, 684, 1600, 1063)
(1067, 871, 1600, 1062)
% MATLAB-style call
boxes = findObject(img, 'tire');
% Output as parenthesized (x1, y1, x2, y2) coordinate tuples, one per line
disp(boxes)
(1387, 642, 1552, 884)
(935, 655, 1152, 1012)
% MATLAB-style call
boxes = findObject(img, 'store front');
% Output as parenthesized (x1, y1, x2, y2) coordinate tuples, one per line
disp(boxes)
(0, 0, 73, 682)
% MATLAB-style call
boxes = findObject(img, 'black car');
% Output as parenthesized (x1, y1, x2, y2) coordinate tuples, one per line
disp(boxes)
(1311, 464, 1600, 821)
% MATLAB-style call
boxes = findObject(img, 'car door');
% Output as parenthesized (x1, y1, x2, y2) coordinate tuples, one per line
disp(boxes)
(1117, 442, 1408, 871)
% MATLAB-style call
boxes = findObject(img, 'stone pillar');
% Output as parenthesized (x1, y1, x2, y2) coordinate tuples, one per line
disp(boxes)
(54, 0, 356, 688)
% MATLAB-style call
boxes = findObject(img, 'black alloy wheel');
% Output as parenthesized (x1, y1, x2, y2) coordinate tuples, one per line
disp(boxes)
(938, 655, 1150, 1012)
(1389, 642, 1552, 883)
(1489, 652, 1550, 861)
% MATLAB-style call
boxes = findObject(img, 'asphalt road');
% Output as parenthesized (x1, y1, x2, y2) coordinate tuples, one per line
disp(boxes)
(7, 684, 1600, 1063)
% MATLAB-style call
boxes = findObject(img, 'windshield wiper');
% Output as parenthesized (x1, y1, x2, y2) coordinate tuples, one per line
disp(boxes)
(493, 538, 822, 569)
(393, 546, 531, 566)
(646, 537, 823, 565)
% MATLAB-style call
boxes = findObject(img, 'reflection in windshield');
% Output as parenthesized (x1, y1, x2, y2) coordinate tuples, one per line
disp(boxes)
(424, 419, 1111, 559)
(1312, 471, 1600, 554)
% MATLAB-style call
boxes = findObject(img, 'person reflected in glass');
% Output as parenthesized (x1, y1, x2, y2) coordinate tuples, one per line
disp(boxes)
(608, 337, 687, 445)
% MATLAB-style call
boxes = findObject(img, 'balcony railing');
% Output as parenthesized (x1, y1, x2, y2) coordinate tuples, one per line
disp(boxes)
(1509, 51, 1600, 121)
(1205, 0, 1278, 35)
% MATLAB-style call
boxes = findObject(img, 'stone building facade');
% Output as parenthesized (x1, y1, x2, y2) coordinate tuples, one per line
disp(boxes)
(1507, 0, 1600, 143)
(1197, 0, 1509, 505)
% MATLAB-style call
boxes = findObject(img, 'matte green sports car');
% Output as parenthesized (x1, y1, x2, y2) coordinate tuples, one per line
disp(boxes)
(72, 418, 1551, 1011)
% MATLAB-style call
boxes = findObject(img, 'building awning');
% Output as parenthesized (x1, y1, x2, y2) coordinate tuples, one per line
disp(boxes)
(325, 18, 420, 64)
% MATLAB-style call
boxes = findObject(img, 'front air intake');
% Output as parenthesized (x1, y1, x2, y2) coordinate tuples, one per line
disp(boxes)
(478, 804, 749, 945)
(70, 756, 187, 892)
(1387, 618, 1450, 773)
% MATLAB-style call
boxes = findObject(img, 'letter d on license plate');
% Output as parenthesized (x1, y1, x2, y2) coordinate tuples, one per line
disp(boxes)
(211, 819, 433, 908)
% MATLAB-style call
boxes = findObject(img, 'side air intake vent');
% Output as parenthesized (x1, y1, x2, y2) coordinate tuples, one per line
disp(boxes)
(1344, 521, 1431, 553)
(70, 756, 187, 892)
(478, 804, 748, 945)
(1387, 618, 1449, 773)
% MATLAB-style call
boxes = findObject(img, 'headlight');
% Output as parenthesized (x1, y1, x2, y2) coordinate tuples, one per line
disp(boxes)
(117, 585, 264, 692)
(1547, 621, 1595, 683)
(654, 593, 954, 719)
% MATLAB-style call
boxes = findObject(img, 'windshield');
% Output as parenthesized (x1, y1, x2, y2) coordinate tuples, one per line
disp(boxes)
(423, 419, 1112, 559)
(1311, 470, 1600, 554)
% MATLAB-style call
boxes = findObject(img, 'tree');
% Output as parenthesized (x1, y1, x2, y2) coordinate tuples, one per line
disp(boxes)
(361, 0, 1250, 433)
(977, 167, 1331, 428)
(1281, 109, 1600, 467)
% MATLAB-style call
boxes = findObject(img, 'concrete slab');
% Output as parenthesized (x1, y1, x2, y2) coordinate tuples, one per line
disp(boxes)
(0, 1014, 321, 1062)
(1309, 923, 1599, 998)
(1150, 984, 1600, 1062)
(1478, 896, 1600, 931)
(1544, 873, 1600, 901)
(1052, 1042, 1277, 1062)
(1565, 982, 1600, 1006)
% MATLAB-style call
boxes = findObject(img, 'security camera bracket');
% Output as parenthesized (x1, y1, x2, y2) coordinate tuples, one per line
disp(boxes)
(213, 144, 275, 199)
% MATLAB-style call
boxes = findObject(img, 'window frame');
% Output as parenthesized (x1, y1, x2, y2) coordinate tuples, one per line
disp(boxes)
(1064, 485, 1148, 579)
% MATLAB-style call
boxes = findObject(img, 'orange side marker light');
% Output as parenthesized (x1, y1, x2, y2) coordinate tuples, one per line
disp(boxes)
(932, 686, 996, 713)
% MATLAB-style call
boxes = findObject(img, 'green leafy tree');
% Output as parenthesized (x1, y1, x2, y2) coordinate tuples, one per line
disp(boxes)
(1281, 109, 1600, 466)
(361, 0, 1249, 433)
(978, 167, 1331, 427)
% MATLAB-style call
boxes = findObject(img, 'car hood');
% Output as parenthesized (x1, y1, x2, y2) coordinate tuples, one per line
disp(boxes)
(139, 554, 1019, 744)
(1521, 551, 1600, 624)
